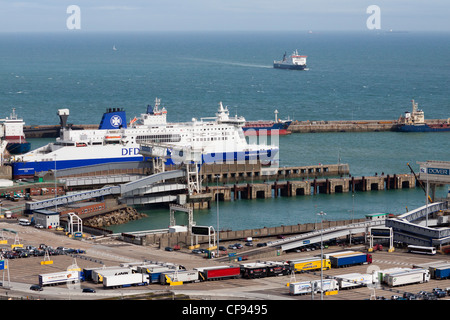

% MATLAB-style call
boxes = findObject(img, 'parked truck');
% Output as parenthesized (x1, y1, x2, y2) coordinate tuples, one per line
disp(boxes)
(263, 261, 291, 276)
(160, 270, 199, 284)
(431, 264, 450, 280)
(103, 273, 149, 289)
(289, 279, 338, 295)
(329, 252, 372, 268)
(240, 263, 268, 279)
(384, 268, 430, 287)
(195, 266, 241, 281)
(92, 267, 133, 283)
(335, 273, 377, 289)
(288, 257, 331, 272)
(39, 270, 82, 286)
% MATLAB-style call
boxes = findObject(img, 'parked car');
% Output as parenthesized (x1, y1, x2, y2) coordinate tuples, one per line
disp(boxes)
(245, 242, 253, 246)
(192, 249, 203, 254)
(277, 235, 286, 239)
(257, 242, 267, 247)
(165, 246, 174, 252)
(82, 288, 96, 293)
(234, 243, 243, 249)
(30, 285, 43, 291)
(432, 288, 446, 298)
(218, 246, 227, 252)
(34, 224, 43, 229)
(228, 244, 238, 250)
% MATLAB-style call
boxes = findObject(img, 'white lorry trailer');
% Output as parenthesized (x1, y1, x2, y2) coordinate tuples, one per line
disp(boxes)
(335, 273, 377, 289)
(385, 268, 430, 287)
(103, 273, 149, 288)
(289, 279, 338, 295)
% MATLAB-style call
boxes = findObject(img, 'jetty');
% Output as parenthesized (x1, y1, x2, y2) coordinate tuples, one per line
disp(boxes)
(22, 118, 450, 138)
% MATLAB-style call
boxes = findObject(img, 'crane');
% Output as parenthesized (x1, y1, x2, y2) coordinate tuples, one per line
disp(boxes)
(407, 162, 433, 203)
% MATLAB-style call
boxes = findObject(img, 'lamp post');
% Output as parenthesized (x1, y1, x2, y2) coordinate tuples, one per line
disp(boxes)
(216, 175, 220, 258)
(317, 210, 327, 300)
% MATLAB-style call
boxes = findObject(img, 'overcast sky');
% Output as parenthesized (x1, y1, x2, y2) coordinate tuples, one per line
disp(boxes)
(0, 0, 448, 32)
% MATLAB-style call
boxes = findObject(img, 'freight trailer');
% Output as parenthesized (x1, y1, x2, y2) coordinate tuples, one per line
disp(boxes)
(431, 264, 450, 280)
(377, 268, 412, 284)
(240, 263, 268, 279)
(329, 252, 372, 268)
(92, 267, 133, 283)
(384, 268, 430, 287)
(288, 257, 331, 272)
(289, 279, 338, 295)
(103, 273, 150, 289)
(263, 261, 291, 276)
(335, 273, 377, 289)
(39, 270, 82, 286)
(160, 270, 199, 284)
(195, 266, 241, 281)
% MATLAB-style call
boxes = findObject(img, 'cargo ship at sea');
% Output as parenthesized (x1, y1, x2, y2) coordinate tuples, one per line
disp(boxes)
(9, 99, 279, 179)
(273, 50, 307, 70)
(397, 100, 450, 132)
(0, 108, 31, 155)
(242, 110, 292, 136)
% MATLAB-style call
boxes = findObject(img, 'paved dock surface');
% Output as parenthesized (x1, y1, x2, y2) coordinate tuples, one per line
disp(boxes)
(1, 221, 449, 301)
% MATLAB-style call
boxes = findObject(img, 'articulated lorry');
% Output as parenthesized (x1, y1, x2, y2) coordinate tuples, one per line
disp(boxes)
(103, 273, 150, 289)
(329, 252, 372, 268)
(384, 268, 430, 287)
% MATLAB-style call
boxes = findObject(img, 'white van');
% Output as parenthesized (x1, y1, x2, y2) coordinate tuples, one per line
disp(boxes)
(19, 219, 31, 226)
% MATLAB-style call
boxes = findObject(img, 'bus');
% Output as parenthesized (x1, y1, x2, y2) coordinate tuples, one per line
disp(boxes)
(407, 245, 436, 255)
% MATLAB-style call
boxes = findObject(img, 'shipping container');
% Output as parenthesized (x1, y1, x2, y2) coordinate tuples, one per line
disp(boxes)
(385, 269, 430, 287)
(195, 266, 241, 281)
(103, 273, 149, 288)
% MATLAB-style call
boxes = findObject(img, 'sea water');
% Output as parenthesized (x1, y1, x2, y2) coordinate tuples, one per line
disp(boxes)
(1, 31, 449, 232)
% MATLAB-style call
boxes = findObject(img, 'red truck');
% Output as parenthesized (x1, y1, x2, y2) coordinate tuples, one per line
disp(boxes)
(195, 266, 241, 281)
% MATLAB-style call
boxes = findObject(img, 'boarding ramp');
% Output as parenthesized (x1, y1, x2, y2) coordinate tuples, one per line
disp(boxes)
(269, 220, 386, 252)
(386, 202, 450, 247)
(25, 169, 186, 212)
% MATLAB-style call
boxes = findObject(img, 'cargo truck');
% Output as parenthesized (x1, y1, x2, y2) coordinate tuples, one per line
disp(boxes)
(385, 269, 430, 287)
(240, 263, 268, 279)
(92, 267, 133, 283)
(160, 270, 199, 284)
(432, 264, 450, 280)
(377, 268, 411, 284)
(336, 273, 377, 289)
(288, 257, 331, 272)
(329, 252, 372, 268)
(195, 266, 241, 281)
(263, 261, 290, 276)
(103, 273, 149, 289)
(39, 270, 82, 286)
(289, 279, 338, 295)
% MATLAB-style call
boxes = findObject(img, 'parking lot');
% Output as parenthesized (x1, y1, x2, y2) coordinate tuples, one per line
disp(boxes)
(0, 220, 449, 300)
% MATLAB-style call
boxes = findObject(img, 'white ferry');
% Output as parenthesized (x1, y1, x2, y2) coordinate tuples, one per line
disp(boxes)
(10, 99, 278, 178)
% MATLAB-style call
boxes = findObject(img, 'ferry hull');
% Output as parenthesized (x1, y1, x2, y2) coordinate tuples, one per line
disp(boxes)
(11, 149, 278, 179)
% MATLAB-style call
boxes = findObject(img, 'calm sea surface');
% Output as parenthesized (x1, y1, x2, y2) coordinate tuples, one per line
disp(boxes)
(1, 31, 449, 232)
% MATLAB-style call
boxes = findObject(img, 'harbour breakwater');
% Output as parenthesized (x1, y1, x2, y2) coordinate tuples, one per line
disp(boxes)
(288, 119, 447, 133)
(22, 119, 448, 138)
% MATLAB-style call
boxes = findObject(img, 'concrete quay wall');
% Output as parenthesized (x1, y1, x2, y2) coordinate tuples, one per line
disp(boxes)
(289, 119, 447, 133)
(143, 218, 366, 248)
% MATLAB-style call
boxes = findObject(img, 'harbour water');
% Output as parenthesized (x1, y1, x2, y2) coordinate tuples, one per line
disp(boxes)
(2, 31, 449, 232)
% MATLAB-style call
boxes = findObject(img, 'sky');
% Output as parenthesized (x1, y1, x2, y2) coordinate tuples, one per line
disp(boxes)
(0, 0, 449, 33)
